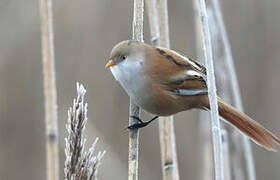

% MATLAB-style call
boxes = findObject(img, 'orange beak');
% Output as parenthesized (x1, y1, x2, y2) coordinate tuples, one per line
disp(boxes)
(105, 60, 116, 68)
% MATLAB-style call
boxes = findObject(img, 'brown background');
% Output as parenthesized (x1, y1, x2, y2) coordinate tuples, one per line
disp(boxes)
(0, 0, 280, 179)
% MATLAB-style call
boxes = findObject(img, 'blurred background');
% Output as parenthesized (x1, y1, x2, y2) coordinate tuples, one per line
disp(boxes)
(0, 0, 280, 179)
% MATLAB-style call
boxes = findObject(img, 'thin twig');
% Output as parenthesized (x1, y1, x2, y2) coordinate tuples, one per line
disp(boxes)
(209, 1, 256, 179)
(195, 0, 224, 179)
(146, 0, 180, 179)
(128, 0, 144, 180)
(39, 0, 59, 179)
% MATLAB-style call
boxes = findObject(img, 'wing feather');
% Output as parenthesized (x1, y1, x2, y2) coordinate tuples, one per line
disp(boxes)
(152, 47, 208, 96)
(155, 47, 207, 77)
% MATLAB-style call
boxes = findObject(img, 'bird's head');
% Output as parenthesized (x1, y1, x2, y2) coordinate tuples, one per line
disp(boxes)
(105, 40, 147, 68)
(106, 40, 149, 83)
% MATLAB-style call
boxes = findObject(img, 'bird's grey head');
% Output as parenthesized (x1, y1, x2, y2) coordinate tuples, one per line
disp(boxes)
(106, 40, 148, 95)
(108, 40, 147, 65)
(106, 40, 147, 79)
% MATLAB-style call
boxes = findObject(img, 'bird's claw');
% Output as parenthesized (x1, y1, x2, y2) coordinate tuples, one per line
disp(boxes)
(127, 116, 159, 130)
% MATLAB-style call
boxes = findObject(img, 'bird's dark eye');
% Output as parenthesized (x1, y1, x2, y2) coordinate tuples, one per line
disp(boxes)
(122, 56, 127, 60)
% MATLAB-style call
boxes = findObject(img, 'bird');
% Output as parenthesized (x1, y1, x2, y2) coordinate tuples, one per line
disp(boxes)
(105, 40, 280, 151)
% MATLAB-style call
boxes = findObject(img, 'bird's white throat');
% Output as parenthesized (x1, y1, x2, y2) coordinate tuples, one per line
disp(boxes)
(110, 60, 145, 98)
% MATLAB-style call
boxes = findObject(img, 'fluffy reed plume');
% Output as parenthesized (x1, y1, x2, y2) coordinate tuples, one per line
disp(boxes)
(64, 83, 105, 180)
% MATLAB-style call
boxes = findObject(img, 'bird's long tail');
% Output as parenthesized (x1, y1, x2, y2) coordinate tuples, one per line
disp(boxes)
(202, 97, 280, 151)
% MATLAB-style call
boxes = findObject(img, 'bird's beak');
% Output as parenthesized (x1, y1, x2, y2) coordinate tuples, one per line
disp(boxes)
(105, 60, 116, 68)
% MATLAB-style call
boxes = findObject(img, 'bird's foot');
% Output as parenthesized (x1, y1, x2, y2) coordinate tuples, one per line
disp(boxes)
(127, 116, 159, 130)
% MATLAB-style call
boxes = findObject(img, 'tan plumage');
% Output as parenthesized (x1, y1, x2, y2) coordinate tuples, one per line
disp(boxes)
(106, 40, 280, 151)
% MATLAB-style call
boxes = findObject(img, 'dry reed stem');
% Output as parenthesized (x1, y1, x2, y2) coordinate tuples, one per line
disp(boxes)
(39, 0, 59, 179)
(156, 0, 180, 179)
(146, 0, 180, 179)
(128, 0, 144, 180)
(193, 2, 214, 178)
(221, 130, 231, 180)
(205, 4, 232, 180)
(158, 117, 180, 180)
(197, 113, 214, 180)
(208, 1, 256, 179)
(194, 0, 224, 179)
(146, 0, 159, 45)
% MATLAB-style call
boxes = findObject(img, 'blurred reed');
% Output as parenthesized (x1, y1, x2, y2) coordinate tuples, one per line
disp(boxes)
(64, 83, 105, 180)
(39, 0, 59, 179)
(146, 0, 180, 179)
(206, 0, 256, 179)
(194, 0, 256, 179)
(193, 0, 225, 179)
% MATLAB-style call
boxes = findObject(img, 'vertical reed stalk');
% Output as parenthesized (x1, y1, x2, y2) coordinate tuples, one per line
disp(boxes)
(39, 0, 59, 180)
(193, 2, 214, 178)
(204, 3, 233, 179)
(221, 130, 231, 180)
(128, 0, 144, 180)
(146, 0, 180, 179)
(194, 0, 224, 179)
(209, 1, 256, 179)
(197, 113, 213, 180)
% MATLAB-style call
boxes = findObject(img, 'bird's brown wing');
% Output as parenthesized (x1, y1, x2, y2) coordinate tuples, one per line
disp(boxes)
(167, 71, 208, 96)
(150, 47, 208, 96)
(154, 47, 207, 76)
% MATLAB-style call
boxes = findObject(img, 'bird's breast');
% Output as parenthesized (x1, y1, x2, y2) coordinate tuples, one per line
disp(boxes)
(110, 63, 197, 116)
(110, 62, 147, 98)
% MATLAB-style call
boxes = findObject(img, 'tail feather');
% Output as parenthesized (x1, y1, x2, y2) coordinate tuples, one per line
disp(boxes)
(202, 97, 280, 151)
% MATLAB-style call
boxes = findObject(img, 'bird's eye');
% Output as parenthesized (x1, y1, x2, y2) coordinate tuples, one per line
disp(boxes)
(122, 56, 127, 60)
